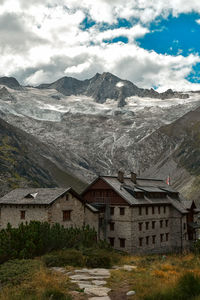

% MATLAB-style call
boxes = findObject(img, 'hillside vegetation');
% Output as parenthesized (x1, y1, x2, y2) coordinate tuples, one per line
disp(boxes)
(0, 118, 86, 196)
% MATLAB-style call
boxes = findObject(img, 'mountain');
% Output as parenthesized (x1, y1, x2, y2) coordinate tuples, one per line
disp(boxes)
(0, 72, 199, 201)
(0, 77, 22, 90)
(0, 117, 86, 196)
(37, 72, 189, 107)
(136, 106, 200, 203)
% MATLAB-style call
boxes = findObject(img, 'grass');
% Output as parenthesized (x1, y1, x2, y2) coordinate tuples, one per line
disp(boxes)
(1, 252, 200, 299)
(107, 253, 200, 300)
(0, 260, 75, 300)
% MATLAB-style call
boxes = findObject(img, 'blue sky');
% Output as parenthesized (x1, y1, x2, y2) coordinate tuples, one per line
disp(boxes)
(1, 0, 200, 91)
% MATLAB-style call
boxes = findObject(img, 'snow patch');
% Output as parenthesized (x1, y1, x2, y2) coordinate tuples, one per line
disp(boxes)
(116, 82, 124, 88)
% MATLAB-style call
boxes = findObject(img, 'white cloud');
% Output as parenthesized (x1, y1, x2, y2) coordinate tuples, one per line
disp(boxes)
(0, 0, 200, 91)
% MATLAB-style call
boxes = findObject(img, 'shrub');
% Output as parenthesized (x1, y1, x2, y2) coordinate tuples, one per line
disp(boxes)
(0, 222, 98, 263)
(85, 249, 112, 268)
(42, 288, 71, 300)
(0, 259, 41, 285)
(42, 250, 85, 267)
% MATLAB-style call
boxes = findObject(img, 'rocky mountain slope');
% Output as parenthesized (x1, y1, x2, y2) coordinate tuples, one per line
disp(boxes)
(137, 106, 200, 202)
(0, 72, 199, 200)
(37, 72, 189, 107)
(0, 117, 86, 196)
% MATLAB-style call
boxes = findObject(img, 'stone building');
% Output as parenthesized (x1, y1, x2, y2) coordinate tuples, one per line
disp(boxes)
(82, 171, 200, 254)
(0, 187, 99, 231)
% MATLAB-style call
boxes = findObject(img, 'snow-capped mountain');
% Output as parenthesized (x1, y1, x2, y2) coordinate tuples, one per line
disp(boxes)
(0, 72, 200, 199)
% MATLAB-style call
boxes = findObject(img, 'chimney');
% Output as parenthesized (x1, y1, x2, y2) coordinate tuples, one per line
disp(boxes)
(131, 172, 137, 184)
(118, 170, 124, 183)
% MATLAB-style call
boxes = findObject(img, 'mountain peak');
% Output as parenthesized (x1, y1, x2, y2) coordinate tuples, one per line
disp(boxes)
(0, 77, 21, 90)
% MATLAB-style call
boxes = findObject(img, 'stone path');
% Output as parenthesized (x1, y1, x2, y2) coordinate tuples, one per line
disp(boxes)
(51, 265, 137, 299)
(70, 268, 111, 299)
(51, 267, 111, 299)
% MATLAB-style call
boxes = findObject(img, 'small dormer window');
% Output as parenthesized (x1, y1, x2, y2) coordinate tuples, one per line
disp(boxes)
(25, 193, 38, 199)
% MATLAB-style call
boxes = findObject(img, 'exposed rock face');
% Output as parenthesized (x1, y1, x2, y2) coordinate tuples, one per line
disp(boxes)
(0, 77, 22, 90)
(0, 87, 16, 102)
(37, 72, 189, 106)
(137, 106, 200, 203)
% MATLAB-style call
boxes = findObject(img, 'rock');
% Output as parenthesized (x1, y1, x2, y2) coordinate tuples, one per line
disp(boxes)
(126, 290, 136, 296)
(74, 268, 90, 273)
(89, 297, 111, 300)
(50, 267, 67, 274)
(123, 265, 137, 271)
(88, 269, 110, 277)
(92, 280, 107, 286)
(84, 287, 111, 297)
(69, 274, 107, 281)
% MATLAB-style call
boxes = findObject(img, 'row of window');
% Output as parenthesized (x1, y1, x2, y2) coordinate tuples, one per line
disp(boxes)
(139, 205, 167, 216)
(109, 237, 125, 248)
(19, 210, 72, 221)
(139, 233, 169, 246)
(110, 207, 125, 216)
(139, 220, 169, 231)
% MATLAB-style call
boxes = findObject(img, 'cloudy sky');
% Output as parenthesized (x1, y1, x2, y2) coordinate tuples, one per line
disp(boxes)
(1, 0, 200, 91)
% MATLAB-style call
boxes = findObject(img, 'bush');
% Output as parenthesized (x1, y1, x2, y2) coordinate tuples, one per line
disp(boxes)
(0, 222, 98, 263)
(42, 288, 72, 300)
(42, 250, 85, 267)
(0, 259, 41, 285)
(85, 249, 112, 268)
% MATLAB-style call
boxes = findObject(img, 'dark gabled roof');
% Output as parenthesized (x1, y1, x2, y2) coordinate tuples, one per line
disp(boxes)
(82, 175, 189, 214)
(0, 188, 71, 205)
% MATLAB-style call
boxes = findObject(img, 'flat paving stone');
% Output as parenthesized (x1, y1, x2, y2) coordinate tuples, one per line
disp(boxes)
(92, 280, 107, 286)
(89, 297, 111, 300)
(88, 269, 110, 277)
(70, 274, 108, 281)
(84, 287, 111, 297)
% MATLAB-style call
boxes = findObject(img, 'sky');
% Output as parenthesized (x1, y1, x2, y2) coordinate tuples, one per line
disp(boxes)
(1, 0, 200, 92)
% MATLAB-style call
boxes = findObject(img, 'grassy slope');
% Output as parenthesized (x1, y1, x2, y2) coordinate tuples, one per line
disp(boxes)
(0, 118, 86, 196)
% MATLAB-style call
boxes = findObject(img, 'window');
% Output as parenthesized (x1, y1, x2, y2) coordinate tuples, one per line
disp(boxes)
(146, 236, 149, 245)
(184, 223, 186, 230)
(66, 194, 69, 200)
(120, 207, 125, 215)
(139, 237, 143, 247)
(119, 238, 126, 248)
(160, 233, 164, 242)
(99, 218, 103, 227)
(165, 220, 169, 227)
(63, 210, 71, 221)
(20, 210, 25, 220)
(110, 207, 114, 215)
(163, 206, 166, 213)
(158, 206, 160, 214)
(152, 235, 156, 244)
(110, 222, 115, 231)
(139, 222, 143, 231)
(139, 207, 142, 215)
(145, 222, 149, 230)
(160, 220, 163, 228)
(152, 221, 156, 229)
(152, 206, 155, 214)
(109, 237, 115, 247)
(146, 207, 148, 215)
(166, 233, 169, 242)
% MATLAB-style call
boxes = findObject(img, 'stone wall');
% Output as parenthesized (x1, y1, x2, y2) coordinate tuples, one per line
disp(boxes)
(0, 205, 48, 228)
